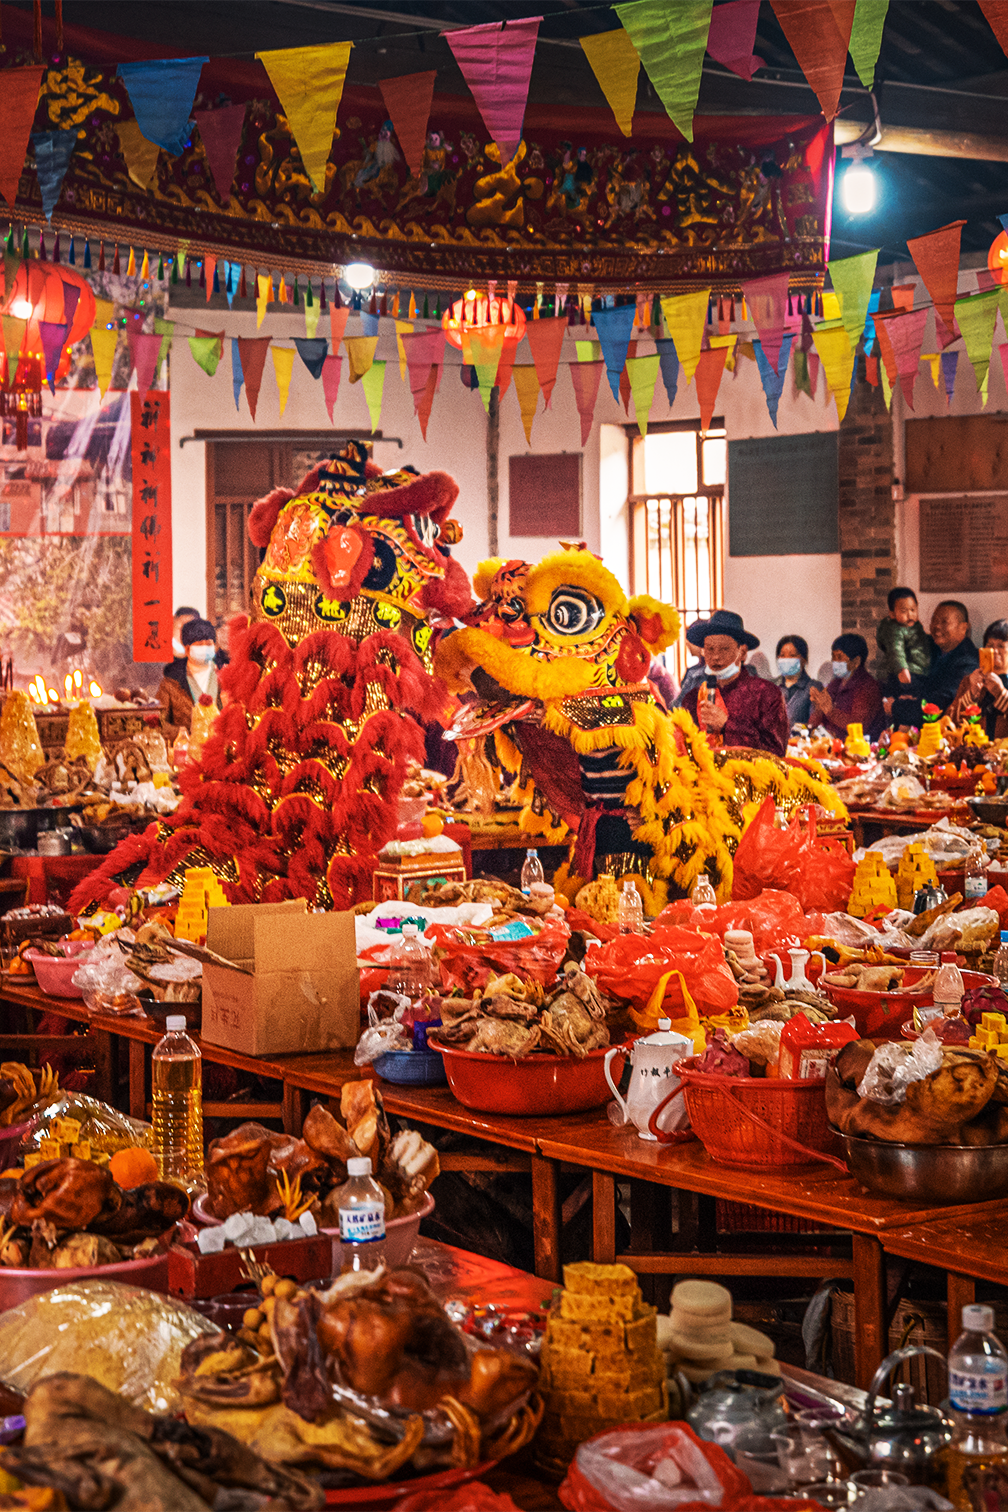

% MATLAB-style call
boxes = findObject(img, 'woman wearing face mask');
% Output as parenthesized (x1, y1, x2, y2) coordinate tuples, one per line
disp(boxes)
(808, 632, 883, 740)
(950, 619, 1008, 738)
(157, 616, 222, 740)
(774, 635, 822, 728)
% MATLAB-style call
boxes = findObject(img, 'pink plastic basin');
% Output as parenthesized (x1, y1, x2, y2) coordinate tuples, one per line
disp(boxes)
(0, 1249, 170, 1312)
(191, 1189, 434, 1273)
(24, 940, 95, 998)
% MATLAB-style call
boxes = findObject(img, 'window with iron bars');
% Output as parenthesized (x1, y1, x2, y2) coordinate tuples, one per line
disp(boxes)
(628, 421, 726, 684)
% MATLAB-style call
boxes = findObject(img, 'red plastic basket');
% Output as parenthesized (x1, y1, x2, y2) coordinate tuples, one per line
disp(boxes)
(656, 1060, 845, 1170)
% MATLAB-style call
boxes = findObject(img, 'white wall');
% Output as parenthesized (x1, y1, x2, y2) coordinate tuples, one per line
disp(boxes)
(166, 298, 847, 670)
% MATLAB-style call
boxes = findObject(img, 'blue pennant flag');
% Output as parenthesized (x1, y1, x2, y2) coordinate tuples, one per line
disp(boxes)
(117, 56, 208, 157)
(753, 334, 794, 429)
(862, 289, 882, 356)
(294, 337, 328, 380)
(592, 304, 637, 400)
(655, 337, 680, 407)
(32, 130, 78, 221)
(232, 337, 244, 411)
(999, 213, 1008, 234)
(360, 310, 380, 337)
(941, 350, 958, 403)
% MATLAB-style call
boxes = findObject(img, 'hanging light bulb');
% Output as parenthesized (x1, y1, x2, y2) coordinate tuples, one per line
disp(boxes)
(842, 159, 877, 215)
(344, 261, 376, 291)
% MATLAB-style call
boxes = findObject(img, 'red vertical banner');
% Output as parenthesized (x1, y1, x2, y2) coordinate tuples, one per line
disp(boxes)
(130, 390, 173, 661)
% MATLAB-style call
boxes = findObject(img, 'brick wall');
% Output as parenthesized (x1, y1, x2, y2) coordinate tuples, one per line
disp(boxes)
(838, 370, 895, 663)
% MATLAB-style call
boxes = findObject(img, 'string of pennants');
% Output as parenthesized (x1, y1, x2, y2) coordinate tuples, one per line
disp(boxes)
(4, 211, 1008, 441)
(7, 0, 1008, 227)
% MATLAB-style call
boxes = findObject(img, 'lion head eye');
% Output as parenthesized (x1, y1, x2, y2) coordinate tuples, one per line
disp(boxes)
(545, 588, 605, 636)
(410, 513, 439, 548)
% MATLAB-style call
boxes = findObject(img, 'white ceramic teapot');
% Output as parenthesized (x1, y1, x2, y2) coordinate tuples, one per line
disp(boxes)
(604, 1020, 693, 1141)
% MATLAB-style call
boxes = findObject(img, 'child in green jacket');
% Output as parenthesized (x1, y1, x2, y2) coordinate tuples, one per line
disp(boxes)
(876, 586, 932, 698)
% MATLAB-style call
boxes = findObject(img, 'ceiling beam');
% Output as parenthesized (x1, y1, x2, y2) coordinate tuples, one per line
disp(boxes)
(834, 118, 1008, 161)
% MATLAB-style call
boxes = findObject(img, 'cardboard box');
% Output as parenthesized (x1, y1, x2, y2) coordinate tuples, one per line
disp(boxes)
(201, 899, 359, 1057)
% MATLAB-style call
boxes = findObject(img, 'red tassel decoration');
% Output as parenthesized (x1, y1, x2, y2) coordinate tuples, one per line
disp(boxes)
(98, 241, 105, 272)
(112, 244, 120, 275)
(332, 283, 342, 310)
(37, 231, 46, 261)
(52, 232, 60, 263)
(380, 292, 388, 317)
(319, 279, 328, 312)
(238, 265, 247, 300)
(368, 290, 377, 315)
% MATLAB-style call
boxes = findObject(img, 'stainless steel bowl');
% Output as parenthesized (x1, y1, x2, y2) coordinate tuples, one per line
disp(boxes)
(966, 795, 1008, 826)
(839, 1131, 1008, 1203)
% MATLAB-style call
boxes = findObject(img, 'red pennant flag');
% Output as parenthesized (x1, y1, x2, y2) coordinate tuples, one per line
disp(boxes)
(524, 314, 567, 408)
(906, 221, 965, 346)
(890, 282, 916, 313)
(0, 66, 44, 207)
(978, 0, 1008, 60)
(495, 342, 517, 399)
(743, 272, 791, 373)
(416, 365, 438, 440)
(619, 346, 634, 413)
(445, 17, 541, 162)
(865, 353, 879, 388)
(706, 0, 763, 80)
(194, 104, 246, 203)
(694, 346, 729, 431)
(237, 336, 271, 420)
(322, 353, 341, 421)
(402, 328, 446, 396)
(379, 71, 437, 177)
(769, 0, 855, 119)
(570, 361, 604, 444)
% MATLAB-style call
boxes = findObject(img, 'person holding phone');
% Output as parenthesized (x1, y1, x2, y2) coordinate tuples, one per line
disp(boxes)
(950, 619, 1008, 738)
(678, 610, 789, 756)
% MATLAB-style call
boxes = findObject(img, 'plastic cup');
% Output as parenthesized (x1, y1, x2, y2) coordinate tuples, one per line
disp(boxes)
(806, 1482, 858, 1507)
(851, 1469, 909, 1492)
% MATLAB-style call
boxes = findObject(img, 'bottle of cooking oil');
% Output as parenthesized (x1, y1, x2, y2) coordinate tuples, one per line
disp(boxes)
(945, 1304, 1008, 1509)
(151, 1014, 204, 1190)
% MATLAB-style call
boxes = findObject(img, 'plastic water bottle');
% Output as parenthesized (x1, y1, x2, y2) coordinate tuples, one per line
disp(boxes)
(334, 1156, 387, 1274)
(995, 931, 1008, 986)
(946, 1304, 1008, 1509)
(965, 844, 987, 903)
(151, 1015, 204, 1189)
(617, 879, 644, 934)
(387, 923, 430, 1003)
(690, 874, 718, 911)
(521, 848, 544, 895)
(934, 952, 965, 1017)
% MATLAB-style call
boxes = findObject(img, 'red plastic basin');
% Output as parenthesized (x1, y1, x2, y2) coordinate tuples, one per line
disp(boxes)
(437, 1040, 628, 1116)
(822, 967, 997, 1038)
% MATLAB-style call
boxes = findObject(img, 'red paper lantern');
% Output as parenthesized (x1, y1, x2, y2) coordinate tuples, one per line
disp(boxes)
(441, 288, 526, 350)
(1, 261, 96, 385)
(989, 230, 1008, 287)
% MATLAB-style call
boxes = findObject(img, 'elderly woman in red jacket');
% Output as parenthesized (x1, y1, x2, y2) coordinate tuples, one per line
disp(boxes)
(809, 632, 884, 740)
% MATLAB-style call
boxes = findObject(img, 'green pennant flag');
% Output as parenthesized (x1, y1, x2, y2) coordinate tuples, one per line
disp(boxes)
(361, 358, 386, 432)
(828, 248, 879, 353)
(954, 288, 1001, 394)
(849, 0, 889, 89)
(469, 325, 505, 413)
(576, 340, 602, 362)
(153, 316, 175, 372)
(625, 353, 660, 436)
(614, 0, 713, 142)
(188, 334, 222, 376)
(793, 348, 812, 399)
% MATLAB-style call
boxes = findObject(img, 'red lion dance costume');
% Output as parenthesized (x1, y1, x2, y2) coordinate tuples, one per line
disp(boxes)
(71, 441, 469, 913)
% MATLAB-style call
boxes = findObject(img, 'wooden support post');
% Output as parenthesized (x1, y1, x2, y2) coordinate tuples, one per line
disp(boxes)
(531, 1153, 561, 1283)
(593, 1171, 616, 1263)
(282, 1082, 310, 1137)
(487, 384, 499, 557)
(852, 1233, 887, 1390)
(947, 1272, 977, 1355)
(129, 1040, 145, 1120)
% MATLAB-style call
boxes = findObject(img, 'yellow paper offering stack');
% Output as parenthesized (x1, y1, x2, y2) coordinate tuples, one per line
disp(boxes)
(175, 866, 229, 943)
(895, 843, 939, 910)
(64, 701, 102, 771)
(537, 1262, 667, 1470)
(917, 722, 943, 759)
(845, 722, 871, 760)
(0, 691, 45, 783)
(847, 851, 897, 917)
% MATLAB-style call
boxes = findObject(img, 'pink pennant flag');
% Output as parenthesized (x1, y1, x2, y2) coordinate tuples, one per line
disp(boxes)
(129, 329, 163, 394)
(417, 365, 438, 440)
(194, 103, 246, 202)
(570, 361, 604, 444)
(402, 328, 446, 396)
(322, 353, 342, 421)
(743, 273, 790, 373)
(879, 308, 928, 409)
(705, 0, 763, 80)
(445, 16, 542, 162)
(524, 314, 567, 408)
(329, 304, 350, 352)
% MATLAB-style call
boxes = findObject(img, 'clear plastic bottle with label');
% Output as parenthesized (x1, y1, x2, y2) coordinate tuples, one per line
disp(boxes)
(151, 1014, 204, 1189)
(334, 1156, 387, 1274)
(994, 931, 1008, 986)
(617, 879, 644, 934)
(946, 1304, 1008, 1509)
(935, 952, 965, 1017)
(965, 844, 987, 904)
(387, 923, 430, 1004)
(520, 848, 545, 895)
(690, 874, 718, 911)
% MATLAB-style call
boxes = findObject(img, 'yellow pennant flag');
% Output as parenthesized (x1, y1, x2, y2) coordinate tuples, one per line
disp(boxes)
(821, 290, 842, 321)
(395, 320, 414, 380)
(710, 331, 738, 373)
(304, 297, 321, 340)
(880, 360, 892, 411)
(512, 364, 540, 444)
(660, 289, 710, 383)
(256, 42, 352, 192)
(580, 28, 640, 137)
(272, 345, 296, 417)
(117, 119, 160, 190)
(361, 359, 385, 432)
(89, 298, 119, 397)
(345, 335, 378, 383)
(922, 353, 941, 390)
(625, 353, 660, 436)
(811, 321, 855, 422)
(256, 274, 272, 328)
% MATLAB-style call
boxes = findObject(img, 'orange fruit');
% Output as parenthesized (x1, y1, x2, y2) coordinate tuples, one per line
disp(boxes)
(421, 812, 444, 838)
(110, 1146, 159, 1189)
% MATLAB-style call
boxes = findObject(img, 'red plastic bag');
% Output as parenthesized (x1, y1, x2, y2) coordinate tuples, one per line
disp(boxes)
(397, 1484, 522, 1512)
(428, 914, 571, 994)
(566, 906, 621, 942)
(585, 929, 738, 1018)
(982, 885, 1008, 928)
(558, 1421, 751, 1512)
(732, 797, 804, 901)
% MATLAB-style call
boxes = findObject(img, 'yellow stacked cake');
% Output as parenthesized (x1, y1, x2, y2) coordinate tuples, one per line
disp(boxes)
(537, 1262, 667, 1468)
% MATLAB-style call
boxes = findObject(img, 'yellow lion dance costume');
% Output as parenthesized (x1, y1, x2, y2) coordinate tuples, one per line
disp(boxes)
(435, 546, 843, 911)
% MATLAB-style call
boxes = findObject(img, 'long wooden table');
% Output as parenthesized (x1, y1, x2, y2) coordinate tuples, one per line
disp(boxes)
(882, 1211, 1008, 1358)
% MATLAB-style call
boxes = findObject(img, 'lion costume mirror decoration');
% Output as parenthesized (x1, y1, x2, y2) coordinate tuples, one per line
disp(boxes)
(71, 441, 470, 913)
(435, 547, 842, 910)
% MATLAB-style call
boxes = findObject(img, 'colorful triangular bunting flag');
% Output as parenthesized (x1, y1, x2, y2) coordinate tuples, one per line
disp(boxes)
(593, 304, 637, 399)
(753, 334, 794, 427)
(0, 68, 45, 208)
(193, 103, 246, 202)
(117, 57, 208, 156)
(32, 130, 77, 221)
(660, 290, 710, 382)
(769, 0, 855, 119)
(512, 364, 540, 443)
(236, 335, 270, 420)
(614, 0, 712, 141)
(445, 18, 541, 163)
(570, 361, 604, 444)
(322, 353, 341, 421)
(256, 43, 352, 191)
(849, 0, 889, 88)
(378, 71, 437, 176)
(579, 28, 640, 136)
(705, 0, 763, 81)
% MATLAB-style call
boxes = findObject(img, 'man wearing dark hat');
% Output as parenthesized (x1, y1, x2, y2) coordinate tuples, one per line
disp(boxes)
(678, 609, 789, 756)
(157, 616, 221, 740)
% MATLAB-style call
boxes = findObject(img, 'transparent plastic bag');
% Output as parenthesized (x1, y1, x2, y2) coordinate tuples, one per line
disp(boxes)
(20, 1092, 149, 1157)
(355, 990, 413, 1064)
(559, 1422, 750, 1512)
(857, 1028, 944, 1105)
(72, 939, 143, 1005)
(0, 1279, 215, 1412)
